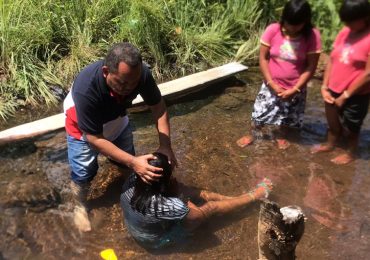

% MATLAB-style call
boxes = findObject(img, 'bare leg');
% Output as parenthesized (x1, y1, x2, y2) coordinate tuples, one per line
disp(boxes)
(311, 103, 342, 154)
(199, 190, 233, 201)
(184, 179, 273, 230)
(176, 181, 232, 201)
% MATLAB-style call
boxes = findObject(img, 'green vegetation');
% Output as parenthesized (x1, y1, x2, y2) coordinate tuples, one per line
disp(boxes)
(0, 0, 342, 120)
(310, 0, 342, 51)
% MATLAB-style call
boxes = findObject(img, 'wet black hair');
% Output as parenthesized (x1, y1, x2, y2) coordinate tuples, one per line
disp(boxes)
(104, 42, 142, 73)
(130, 152, 172, 216)
(339, 0, 370, 23)
(280, 0, 313, 38)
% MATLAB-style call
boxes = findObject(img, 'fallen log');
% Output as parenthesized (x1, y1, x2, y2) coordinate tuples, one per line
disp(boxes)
(0, 62, 248, 145)
(258, 200, 305, 260)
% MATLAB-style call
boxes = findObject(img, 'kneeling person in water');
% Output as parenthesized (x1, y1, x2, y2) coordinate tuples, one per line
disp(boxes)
(120, 153, 272, 249)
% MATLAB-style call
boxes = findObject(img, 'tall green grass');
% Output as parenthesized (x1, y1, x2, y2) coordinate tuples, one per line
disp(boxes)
(0, 0, 59, 107)
(0, 0, 342, 120)
(310, 0, 342, 51)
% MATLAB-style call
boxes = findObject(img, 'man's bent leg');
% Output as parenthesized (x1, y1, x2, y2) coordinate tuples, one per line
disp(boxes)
(67, 135, 99, 232)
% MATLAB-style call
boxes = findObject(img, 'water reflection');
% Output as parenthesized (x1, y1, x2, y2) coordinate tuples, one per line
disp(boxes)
(0, 72, 369, 259)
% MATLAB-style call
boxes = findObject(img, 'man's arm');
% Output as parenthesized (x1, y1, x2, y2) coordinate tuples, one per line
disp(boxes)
(150, 98, 178, 168)
(85, 133, 162, 183)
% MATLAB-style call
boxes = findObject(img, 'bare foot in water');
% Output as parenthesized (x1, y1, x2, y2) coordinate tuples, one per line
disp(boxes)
(236, 135, 254, 148)
(276, 139, 290, 150)
(331, 153, 355, 165)
(310, 144, 334, 154)
(248, 178, 273, 200)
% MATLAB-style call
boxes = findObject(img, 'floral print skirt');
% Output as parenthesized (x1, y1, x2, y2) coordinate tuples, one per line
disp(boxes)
(251, 82, 307, 128)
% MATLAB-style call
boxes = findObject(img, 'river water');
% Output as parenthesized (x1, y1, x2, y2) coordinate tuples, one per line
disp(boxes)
(0, 70, 369, 259)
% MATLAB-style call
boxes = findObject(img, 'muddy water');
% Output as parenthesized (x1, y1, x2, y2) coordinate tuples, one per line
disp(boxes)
(0, 71, 370, 259)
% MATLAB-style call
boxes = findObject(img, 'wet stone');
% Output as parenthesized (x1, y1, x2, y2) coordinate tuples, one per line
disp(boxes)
(0, 141, 37, 159)
(224, 86, 246, 94)
(6, 215, 23, 237)
(1, 175, 61, 212)
(43, 162, 70, 192)
(34, 131, 66, 149)
(360, 221, 370, 237)
(214, 94, 244, 111)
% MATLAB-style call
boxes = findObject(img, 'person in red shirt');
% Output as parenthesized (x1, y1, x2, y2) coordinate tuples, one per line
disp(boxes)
(64, 43, 177, 231)
(311, 0, 370, 164)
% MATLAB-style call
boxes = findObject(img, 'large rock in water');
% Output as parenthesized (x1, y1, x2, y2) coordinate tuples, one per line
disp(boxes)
(0, 175, 61, 212)
(214, 94, 244, 111)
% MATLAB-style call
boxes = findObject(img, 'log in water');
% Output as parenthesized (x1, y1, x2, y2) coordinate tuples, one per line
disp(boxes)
(258, 200, 305, 260)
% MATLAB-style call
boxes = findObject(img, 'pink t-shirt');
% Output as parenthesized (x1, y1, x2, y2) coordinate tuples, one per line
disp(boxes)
(328, 27, 370, 95)
(261, 23, 322, 89)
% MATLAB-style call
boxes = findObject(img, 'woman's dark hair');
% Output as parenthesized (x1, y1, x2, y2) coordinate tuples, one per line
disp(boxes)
(339, 0, 370, 23)
(130, 152, 172, 216)
(280, 0, 313, 38)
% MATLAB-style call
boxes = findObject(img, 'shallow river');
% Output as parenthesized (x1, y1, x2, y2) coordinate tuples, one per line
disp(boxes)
(0, 70, 369, 259)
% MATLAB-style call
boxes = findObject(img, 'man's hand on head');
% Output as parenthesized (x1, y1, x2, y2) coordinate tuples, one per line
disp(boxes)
(129, 154, 162, 184)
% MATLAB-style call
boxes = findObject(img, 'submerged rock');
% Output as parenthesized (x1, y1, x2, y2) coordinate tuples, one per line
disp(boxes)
(214, 94, 244, 111)
(1, 175, 61, 212)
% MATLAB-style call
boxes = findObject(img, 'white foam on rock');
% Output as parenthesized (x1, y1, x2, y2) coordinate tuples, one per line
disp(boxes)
(280, 206, 304, 224)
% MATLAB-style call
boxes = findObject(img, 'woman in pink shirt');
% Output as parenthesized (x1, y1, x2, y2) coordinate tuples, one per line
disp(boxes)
(237, 0, 321, 149)
(312, 0, 370, 164)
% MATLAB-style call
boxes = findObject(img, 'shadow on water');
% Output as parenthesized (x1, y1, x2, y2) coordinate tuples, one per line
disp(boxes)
(0, 70, 370, 259)
(0, 141, 37, 159)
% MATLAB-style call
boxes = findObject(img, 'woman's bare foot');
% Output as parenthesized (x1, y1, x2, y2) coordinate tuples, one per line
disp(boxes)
(236, 135, 254, 148)
(248, 178, 273, 200)
(331, 153, 355, 165)
(276, 138, 290, 150)
(310, 144, 334, 154)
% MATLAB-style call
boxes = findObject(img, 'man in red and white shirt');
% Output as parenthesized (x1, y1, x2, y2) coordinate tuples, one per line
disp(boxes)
(64, 42, 177, 231)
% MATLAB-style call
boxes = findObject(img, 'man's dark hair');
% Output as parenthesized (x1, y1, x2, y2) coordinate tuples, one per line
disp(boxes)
(280, 0, 313, 38)
(339, 0, 370, 23)
(130, 152, 172, 216)
(104, 42, 142, 73)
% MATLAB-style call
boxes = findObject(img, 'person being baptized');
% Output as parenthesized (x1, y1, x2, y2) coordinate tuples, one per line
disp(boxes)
(120, 152, 272, 249)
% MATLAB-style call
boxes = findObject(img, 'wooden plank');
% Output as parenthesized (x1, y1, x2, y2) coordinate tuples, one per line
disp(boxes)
(0, 62, 248, 145)
(133, 62, 248, 104)
(0, 113, 65, 145)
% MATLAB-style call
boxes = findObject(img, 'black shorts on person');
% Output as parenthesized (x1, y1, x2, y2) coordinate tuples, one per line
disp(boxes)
(329, 90, 370, 133)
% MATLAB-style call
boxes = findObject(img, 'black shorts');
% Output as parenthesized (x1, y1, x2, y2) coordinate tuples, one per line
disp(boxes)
(329, 90, 370, 133)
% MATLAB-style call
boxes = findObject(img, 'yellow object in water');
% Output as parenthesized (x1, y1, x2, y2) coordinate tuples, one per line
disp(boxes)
(100, 249, 118, 260)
